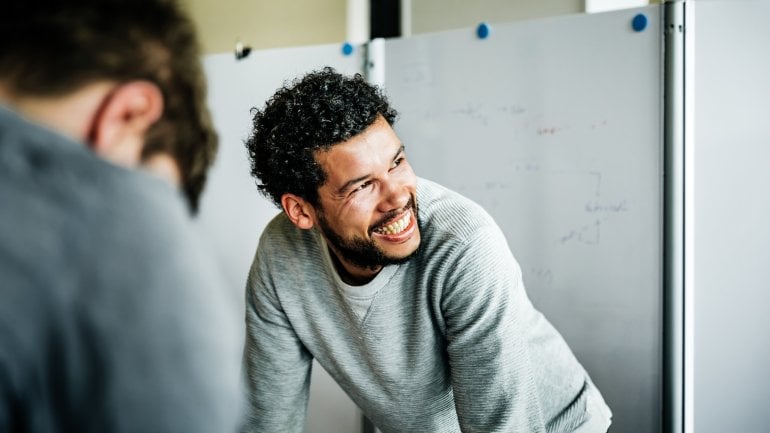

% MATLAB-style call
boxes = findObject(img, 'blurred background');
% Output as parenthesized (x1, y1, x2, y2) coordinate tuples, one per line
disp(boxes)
(181, 0, 653, 54)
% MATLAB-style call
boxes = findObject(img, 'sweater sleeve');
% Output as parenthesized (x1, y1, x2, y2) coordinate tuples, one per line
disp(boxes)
(242, 245, 313, 433)
(441, 224, 547, 433)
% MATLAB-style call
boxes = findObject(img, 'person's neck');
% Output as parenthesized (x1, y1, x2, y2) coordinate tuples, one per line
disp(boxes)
(142, 152, 182, 187)
(0, 81, 114, 143)
(327, 248, 381, 286)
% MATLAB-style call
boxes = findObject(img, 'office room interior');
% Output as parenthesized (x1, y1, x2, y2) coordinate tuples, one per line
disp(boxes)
(181, 0, 770, 432)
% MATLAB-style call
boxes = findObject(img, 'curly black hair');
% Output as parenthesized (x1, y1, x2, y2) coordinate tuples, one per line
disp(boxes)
(245, 67, 398, 207)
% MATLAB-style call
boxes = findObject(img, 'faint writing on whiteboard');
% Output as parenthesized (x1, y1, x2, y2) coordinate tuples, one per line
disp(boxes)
(590, 171, 602, 196)
(483, 180, 508, 191)
(585, 170, 629, 214)
(500, 104, 527, 116)
(590, 120, 608, 130)
(537, 126, 569, 136)
(452, 103, 489, 125)
(449, 102, 527, 126)
(555, 169, 630, 246)
(558, 219, 602, 245)
(534, 120, 608, 136)
(585, 200, 628, 213)
(513, 161, 541, 172)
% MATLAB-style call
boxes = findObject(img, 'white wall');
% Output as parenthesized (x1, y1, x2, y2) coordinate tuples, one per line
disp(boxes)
(408, 0, 583, 34)
(181, 0, 649, 55)
(692, 1, 770, 432)
(182, 0, 347, 54)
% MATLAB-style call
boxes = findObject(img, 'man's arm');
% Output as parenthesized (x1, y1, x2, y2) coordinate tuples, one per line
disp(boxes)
(242, 249, 313, 433)
(441, 225, 547, 433)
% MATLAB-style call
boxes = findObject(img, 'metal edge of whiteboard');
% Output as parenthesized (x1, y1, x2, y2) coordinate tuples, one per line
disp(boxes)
(662, 1, 688, 433)
(364, 38, 386, 87)
(682, 2, 696, 433)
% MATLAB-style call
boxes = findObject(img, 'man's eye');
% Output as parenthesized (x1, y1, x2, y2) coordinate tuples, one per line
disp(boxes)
(353, 181, 372, 193)
(392, 157, 404, 169)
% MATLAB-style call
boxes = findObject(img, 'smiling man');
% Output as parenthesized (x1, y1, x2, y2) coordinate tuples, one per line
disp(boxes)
(242, 68, 612, 433)
(287, 115, 420, 284)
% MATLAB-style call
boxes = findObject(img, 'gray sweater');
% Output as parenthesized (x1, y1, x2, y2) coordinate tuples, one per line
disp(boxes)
(0, 106, 243, 433)
(243, 178, 610, 432)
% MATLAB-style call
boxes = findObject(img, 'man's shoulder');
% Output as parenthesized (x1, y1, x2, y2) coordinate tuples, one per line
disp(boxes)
(416, 177, 497, 241)
(0, 105, 205, 289)
(0, 104, 186, 226)
(259, 211, 316, 249)
(0, 107, 236, 381)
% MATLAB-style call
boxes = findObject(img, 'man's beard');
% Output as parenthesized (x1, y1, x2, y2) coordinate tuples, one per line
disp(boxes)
(317, 195, 420, 270)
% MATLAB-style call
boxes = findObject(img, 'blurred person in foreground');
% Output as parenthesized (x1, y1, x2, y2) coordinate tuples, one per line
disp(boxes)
(0, 1, 242, 432)
(241, 68, 612, 433)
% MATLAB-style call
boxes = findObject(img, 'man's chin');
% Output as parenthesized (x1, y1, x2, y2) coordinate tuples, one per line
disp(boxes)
(376, 231, 421, 263)
(343, 244, 419, 270)
(378, 242, 421, 267)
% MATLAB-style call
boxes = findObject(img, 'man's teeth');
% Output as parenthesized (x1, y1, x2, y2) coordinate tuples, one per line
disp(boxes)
(375, 212, 411, 235)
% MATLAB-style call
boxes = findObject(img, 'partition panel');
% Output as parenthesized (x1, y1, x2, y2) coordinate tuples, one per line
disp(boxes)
(384, 7, 663, 433)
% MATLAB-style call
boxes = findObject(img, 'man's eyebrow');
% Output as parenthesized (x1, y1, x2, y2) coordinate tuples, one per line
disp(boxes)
(393, 144, 405, 160)
(336, 144, 406, 195)
(337, 174, 371, 195)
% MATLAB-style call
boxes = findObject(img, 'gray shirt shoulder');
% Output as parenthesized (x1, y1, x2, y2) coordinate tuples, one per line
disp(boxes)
(0, 106, 243, 433)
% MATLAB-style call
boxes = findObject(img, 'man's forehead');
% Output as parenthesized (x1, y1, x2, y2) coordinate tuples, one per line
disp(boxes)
(316, 140, 403, 194)
(317, 120, 398, 158)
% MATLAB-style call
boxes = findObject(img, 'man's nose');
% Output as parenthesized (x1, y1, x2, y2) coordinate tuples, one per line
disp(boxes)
(377, 178, 410, 212)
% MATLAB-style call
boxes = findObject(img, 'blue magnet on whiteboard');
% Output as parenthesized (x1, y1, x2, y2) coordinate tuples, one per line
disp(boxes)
(476, 22, 491, 39)
(632, 14, 648, 32)
(341, 42, 354, 56)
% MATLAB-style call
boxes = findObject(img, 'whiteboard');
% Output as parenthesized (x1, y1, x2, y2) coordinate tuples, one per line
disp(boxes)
(197, 43, 364, 433)
(383, 6, 662, 433)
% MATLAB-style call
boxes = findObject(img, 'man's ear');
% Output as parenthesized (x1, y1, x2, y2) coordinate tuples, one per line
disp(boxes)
(89, 81, 164, 167)
(281, 193, 316, 230)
